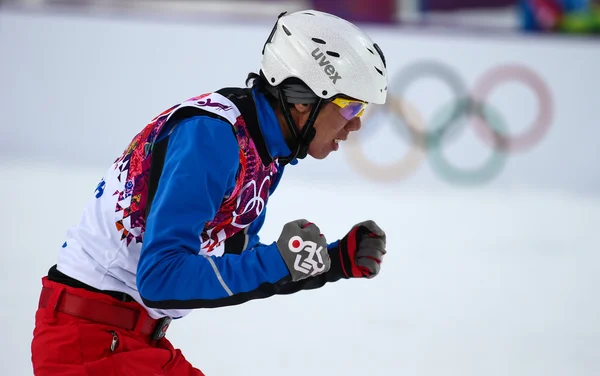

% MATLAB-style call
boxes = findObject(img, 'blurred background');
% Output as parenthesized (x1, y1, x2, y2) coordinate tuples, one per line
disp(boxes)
(4, 0, 600, 33)
(1, 1, 599, 376)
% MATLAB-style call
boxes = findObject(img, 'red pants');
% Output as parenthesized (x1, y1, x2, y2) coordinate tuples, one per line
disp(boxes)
(31, 277, 204, 376)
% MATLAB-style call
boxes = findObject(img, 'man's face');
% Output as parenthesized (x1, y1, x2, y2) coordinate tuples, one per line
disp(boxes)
(294, 101, 363, 160)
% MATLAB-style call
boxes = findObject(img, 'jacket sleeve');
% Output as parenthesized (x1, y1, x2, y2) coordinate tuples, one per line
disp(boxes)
(243, 203, 346, 295)
(136, 115, 291, 310)
(246, 221, 346, 294)
(273, 242, 347, 295)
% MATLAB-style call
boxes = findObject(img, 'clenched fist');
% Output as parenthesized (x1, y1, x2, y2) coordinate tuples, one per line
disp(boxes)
(276, 219, 331, 282)
(330, 220, 387, 279)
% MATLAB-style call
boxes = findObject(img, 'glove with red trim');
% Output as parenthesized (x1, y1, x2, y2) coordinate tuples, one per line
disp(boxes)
(330, 220, 386, 279)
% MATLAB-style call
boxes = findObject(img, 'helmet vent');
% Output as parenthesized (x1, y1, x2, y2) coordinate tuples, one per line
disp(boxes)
(326, 51, 340, 58)
(367, 47, 375, 55)
(303, 12, 315, 16)
(373, 43, 387, 68)
(312, 38, 326, 45)
(282, 25, 292, 36)
(375, 66, 384, 76)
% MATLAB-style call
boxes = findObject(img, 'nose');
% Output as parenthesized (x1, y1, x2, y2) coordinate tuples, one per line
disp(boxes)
(345, 117, 361, 132)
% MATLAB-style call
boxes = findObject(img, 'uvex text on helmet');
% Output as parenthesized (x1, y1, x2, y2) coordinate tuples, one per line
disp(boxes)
(261, 10, 388, 105)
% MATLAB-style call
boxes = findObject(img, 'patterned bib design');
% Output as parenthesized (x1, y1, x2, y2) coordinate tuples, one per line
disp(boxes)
(112, 92, 278, 255)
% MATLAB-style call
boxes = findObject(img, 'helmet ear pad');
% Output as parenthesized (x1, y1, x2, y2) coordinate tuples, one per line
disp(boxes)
(276, 88, 325, 165)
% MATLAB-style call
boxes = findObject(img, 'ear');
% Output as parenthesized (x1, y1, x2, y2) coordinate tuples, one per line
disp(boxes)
(292, 103, 312, 114)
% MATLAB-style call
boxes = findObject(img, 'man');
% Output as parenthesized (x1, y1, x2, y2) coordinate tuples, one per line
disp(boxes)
(31, 9, 388, 375)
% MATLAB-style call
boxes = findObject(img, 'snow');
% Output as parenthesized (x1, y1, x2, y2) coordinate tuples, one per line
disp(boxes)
(2, 159, 599, 375)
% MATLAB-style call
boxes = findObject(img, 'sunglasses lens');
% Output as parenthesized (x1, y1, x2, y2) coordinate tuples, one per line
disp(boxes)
(338, 102, 366, 120)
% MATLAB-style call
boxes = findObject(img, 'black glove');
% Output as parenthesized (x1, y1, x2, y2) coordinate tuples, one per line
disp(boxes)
(329, 220, 386, 279)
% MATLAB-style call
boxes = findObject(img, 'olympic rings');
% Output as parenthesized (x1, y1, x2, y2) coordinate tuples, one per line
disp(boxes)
(471, 64, 554, 152)
(428, 99, 508, 185)
(346, 99, 427, 182)
(345, 60, 554, 185)
(389, 60, 470, 147)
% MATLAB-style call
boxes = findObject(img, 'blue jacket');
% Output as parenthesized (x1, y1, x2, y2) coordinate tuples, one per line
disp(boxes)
(136, 89, 341, 310)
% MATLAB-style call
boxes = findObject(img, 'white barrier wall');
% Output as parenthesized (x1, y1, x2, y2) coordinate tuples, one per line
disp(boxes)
(1, 10, 599, 193)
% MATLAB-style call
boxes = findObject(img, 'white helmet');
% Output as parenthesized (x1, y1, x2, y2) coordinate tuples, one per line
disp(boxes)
(261, 10, 388, 105)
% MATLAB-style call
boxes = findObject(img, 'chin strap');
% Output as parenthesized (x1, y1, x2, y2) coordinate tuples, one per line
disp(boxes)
(277, 89, 325, 166)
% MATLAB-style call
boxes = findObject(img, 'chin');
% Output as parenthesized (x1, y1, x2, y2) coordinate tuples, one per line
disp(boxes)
(308, 149, 331, 160)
